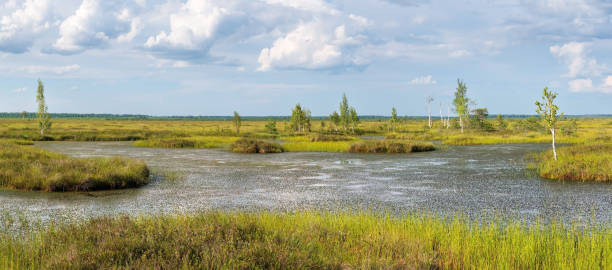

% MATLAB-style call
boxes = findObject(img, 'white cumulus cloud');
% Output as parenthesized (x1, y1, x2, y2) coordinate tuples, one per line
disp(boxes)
(49, 0, 136, 54)
(408, 75, 436, 85)
(144, 0, 244, 61)
(257, 19, 368, 71)
(0, 0, 52, 53)
(549, 42, 604, 78)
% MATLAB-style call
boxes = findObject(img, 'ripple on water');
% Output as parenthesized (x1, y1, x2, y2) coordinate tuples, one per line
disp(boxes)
(4, 141, 608, 226)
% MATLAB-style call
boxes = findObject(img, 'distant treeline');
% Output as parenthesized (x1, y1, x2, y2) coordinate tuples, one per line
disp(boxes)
(1, 112, 610, 121)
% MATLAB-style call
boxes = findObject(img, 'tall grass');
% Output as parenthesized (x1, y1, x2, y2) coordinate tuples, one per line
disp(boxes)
(349, 140, 435, 153)
(133, 136, 240, 149)
(0, 211, 609, 269)
(0, 141, 149, 191)
(282, 141, 354, 152)
(532, 143, 612, 182)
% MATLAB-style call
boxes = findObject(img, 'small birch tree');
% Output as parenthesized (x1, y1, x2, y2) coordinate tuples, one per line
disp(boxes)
(349, 107, 359, 134)
(339, 93, 350, 132)
(535, 87, 562, 161)
(453, 79, 469, 133)
(36, 79, 51, 136)
(233, 111, 241, 135)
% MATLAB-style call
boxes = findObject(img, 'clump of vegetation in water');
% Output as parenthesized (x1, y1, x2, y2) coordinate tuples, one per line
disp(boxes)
(133, 136, 240, 149)
(0, 141, 149, 192)
(309, 134, 355, 142)
(531, 143, 612, 182)
(1, 211, 609, 269)
(348, 140, 435, 153)
(231, 138, 283, 153)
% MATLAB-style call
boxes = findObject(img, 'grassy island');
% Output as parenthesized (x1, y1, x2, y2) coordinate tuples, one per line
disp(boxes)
(0, 141, 149, 191)
(1, 212, 610, 269)
(533, 144, 612, 182)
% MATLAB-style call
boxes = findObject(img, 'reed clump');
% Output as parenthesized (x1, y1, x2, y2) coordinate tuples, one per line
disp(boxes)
(349, 140, 435, 153)
(133, 136, 240, 149)
(533, 143, 612, 182)
(309, 134, 355, 142)
(1, 211, 610, 269)
(231, 138, 284, 153)
(0, 141, 150, 191)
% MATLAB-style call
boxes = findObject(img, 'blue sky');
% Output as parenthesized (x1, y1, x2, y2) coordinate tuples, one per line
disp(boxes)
(0, 0, 611, 116)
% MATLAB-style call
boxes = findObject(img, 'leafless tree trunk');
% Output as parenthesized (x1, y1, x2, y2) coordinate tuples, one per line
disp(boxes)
(439, 103, 444, 127)
(426, 96, 433, 128)
(551, 128, 557, 160)
(446, 106, 451, 129)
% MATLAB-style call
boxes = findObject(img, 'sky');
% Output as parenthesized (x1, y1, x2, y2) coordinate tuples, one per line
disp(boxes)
(0, 0, 611, 116)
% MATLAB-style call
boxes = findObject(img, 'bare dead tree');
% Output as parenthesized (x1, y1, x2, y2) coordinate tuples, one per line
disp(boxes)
(426, 96, 434, 128)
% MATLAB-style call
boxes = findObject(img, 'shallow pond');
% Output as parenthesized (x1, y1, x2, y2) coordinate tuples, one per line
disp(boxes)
(1, 142, 610, 225)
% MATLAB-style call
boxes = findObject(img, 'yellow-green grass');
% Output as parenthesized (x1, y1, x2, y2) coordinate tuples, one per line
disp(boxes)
(533, 144, 612, 182)
(348, 140, 435, 153)
(282, 141, 355, 152)
(0, 141, 149, 191)
(442, 133, 588, 145)
(133, 136, 240, 149)
(1, 211, 610, 269)
(1, 117, 610, 147)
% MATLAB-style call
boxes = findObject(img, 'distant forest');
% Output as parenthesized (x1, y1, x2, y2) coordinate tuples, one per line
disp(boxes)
(0, 112, 610, 121)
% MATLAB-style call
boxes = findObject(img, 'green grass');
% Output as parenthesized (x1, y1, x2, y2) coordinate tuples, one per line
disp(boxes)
(348, 140, 435, 153)
(1, 118, 610, 148)
(0, 141, 150, 191)
(133, 136, 240, 148)
(532, 143, 612, 182)
(282, 141, 354, 152)
(442, 133, 586, 145)
(1, 211, 610, 269)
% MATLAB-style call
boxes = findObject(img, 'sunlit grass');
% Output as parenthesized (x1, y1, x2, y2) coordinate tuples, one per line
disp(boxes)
(133, 136, 240, 149)
(0, 140, 149, 191)
(282, 141, 354, 152)
(532, 143, 612, 182)
(1, 211, 610, 269)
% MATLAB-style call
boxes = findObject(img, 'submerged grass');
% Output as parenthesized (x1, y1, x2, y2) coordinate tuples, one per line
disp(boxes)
(0, 211, 610, 269)
(532, 143, 612, 182)
(0, 141, 149, 191)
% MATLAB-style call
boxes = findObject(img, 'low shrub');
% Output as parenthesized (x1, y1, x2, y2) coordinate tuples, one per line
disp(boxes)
(231, 138, 284, 153)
